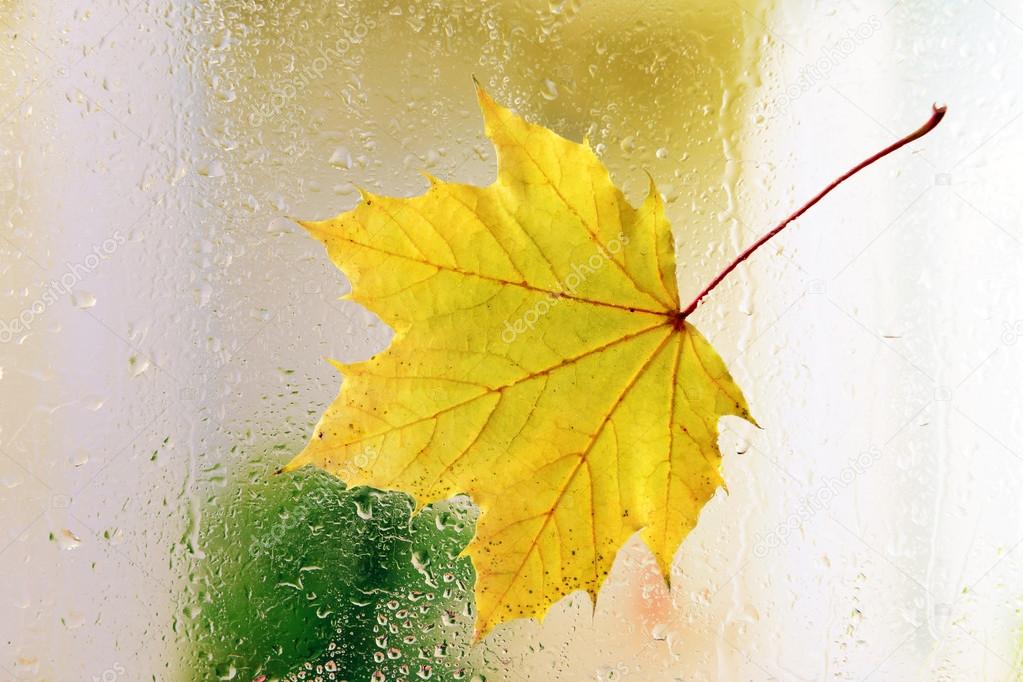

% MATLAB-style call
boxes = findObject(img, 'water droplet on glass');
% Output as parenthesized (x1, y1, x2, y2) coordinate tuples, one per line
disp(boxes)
(330, 147, 353, 170)
(540, 79, 559, 101)
(354, 498, 374, 520)
(214, 662, 237, 680)
(198, 160, 225, 178)
(71, 291, 96, 309)
(129, 355, 150, 377)
(57, 529, 81, 551)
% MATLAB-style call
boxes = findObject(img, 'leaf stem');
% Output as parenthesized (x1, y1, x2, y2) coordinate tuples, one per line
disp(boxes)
(679, 104, 947, 319)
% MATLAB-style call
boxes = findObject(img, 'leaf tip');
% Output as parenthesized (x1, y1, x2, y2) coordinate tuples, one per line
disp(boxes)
(419, 170, 441, 187)
(287, 215, 316, 231)
(289, 216, 336, 241)
(355, 185, 376, 203)
(326, 357, 359, 375)
(471, 607, 506, 642)
(642, 171, 662, 205)
(277, 457, 305, 475)
(472, 79, 502, 125)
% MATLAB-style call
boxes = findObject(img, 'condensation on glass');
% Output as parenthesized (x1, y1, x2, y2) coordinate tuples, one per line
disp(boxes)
(0, 0, 1021, 679)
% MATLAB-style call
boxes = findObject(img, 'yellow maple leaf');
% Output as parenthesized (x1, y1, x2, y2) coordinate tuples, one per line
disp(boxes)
(283, 84, 946, 638)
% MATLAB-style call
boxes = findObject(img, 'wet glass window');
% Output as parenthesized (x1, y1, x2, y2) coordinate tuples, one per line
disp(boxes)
(1, 1, 1020, 679)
